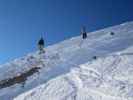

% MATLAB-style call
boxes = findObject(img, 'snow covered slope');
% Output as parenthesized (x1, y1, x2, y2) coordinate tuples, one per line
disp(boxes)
(14, 50, 133, 100)
(1, 21, 133, 100)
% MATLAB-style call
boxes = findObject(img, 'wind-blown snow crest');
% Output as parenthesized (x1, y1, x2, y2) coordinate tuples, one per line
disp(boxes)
(0, 21, 133, 100)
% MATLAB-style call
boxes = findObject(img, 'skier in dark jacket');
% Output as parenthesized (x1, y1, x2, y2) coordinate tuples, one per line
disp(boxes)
(38, 37, 45, 54)
(81, 26, 87, 39)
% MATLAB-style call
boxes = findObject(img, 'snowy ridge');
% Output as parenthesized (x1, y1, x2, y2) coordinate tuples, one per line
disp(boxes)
(0, 21, 133, 100)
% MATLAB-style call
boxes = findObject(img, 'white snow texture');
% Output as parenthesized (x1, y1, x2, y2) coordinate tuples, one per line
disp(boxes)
(1, 21, 133, 100)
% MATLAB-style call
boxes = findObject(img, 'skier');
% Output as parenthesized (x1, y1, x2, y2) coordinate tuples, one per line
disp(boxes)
(81, 26, 87, 39)
(38, 37, 45, 54)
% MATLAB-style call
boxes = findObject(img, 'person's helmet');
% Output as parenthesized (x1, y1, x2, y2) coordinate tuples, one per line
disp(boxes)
(38, 37, 44, 45)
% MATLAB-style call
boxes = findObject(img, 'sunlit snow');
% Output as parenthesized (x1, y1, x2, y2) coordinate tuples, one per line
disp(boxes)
(0, 21, 133, 100)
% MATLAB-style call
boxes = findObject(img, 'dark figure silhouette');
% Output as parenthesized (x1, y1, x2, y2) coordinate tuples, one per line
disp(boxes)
(81, 26, 87, 39)
(93, 56, 97, 60)
(110, 32, 115, 36)
(38, 37, 45, 54)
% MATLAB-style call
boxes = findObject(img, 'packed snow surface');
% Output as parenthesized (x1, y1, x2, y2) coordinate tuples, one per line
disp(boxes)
(0, 21, 133, 100)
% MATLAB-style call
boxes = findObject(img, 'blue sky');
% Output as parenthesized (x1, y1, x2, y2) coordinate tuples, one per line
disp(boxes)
(0, 0, 133, 64)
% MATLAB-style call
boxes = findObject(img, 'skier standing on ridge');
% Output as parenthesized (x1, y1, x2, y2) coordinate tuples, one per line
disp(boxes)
(38, 36, 45, 54)
(81, 26, 87, 39)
